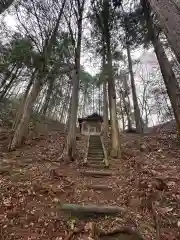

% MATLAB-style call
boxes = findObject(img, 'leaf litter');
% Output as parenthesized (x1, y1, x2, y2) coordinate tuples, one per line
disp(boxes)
(0, 128, 180, 239)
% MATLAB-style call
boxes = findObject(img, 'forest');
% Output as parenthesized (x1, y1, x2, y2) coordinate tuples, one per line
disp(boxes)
(0, 0, 180, 239)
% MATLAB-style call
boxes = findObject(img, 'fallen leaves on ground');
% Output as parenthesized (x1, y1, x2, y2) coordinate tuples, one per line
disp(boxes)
(0, 127, 180, 239)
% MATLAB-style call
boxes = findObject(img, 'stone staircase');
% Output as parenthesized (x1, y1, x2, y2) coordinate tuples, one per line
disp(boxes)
(61, 135, 123, 217)
(87, 135, 105, 168)
(59, 135, 144, 238)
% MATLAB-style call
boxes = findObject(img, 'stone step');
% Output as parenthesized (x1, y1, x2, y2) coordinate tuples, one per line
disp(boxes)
(85, 184, 112, 190)
(90, 135, 100, 139)
(88, 147, 103, 152)
(88, 151, 104, 154)
(89, 147, 102, 149)
(87, 157, 104, 161)
(89, 136, 101, 139)
(89, 144, 102, 147)
(88, 157, 104, 161)
(88, 146, 103, 149)
(61, 204, 125, 217)
(88, 160, 104, 164)
(88, 155, 104, 158)
(89, 139, 101, 141)
(88, 151, 104, 156)
(80, 170, 112, 177)
(88, 152, 103, 155)
(89, 140, 101, 142)
(89, 145, 102, 147)
(88, 148, 103, 150)
(86, 164, 106, 169)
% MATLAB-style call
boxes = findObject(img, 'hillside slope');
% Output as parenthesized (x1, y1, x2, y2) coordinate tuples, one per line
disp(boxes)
(0, 128, 180, 239)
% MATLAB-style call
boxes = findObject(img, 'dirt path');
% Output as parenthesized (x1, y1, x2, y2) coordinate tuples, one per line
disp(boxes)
(0, 131, 180, 239)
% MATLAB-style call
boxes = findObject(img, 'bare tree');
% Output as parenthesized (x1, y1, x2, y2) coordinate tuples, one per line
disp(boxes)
(0, 0, 15, 14)
(9, 0, 67, 150)
(147, 0, 180, 64)
(142, 0, 180, 135)
(65, 0, 86, 161)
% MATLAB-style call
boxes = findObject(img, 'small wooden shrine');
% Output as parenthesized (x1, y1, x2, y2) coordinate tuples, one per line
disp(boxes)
(78, 113, 103, 135)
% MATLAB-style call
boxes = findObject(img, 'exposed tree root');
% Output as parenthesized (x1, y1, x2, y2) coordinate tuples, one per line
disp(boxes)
(64, 227, 84, 240)
(99, 226, 144, 240)
(65, 225, 144, 240)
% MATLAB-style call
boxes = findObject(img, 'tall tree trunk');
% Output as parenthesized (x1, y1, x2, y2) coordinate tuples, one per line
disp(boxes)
(0, 64, 16, 93)
(98, 85, 101, 114)
(120, 89, 132, 131)
(126, 95, 133, 130)
(126, 44, 143, 133)
(40, 62, 63, 116)
(82, 87, 87, 117)
(9, 78, 42, 150)
(67, 69, 80, 160)
(0, 67, 21, 101)
(42, 79, 55, 116)
(62, 92, 70, 123)
(67, 0, 85, 161)
(119, 98, 125, 131)
(92, 83, 95, 112)
(103, 80, 109, 136)
(107, 50, 121, 157)
(102, 40, 109, 136)
(0, 0, 15, 14)
(9, 0, 66, 150)
(143, 1, 180, 135)
(103, 0, 120, 157)
(147, 0, 180, 64)
(65, 92, 72, 132)
(60, 85, 70, 121)
(13, 71, 35, 131)
(36, 89, 45, 113)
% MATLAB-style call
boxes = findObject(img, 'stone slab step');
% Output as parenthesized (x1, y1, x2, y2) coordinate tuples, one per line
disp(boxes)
(87, 158, 104, 162)
(61, 204, 125, 216)
(89, 137, 101, 139)
(88, 155, 104, 158)
(89, 145, 101, 146)
(88, 152, 104, 155)
(88, 151, 104, 154)
(89, 152, 102, 154)
(88, 160, 104, 164)
(88, 147, 103, 149)
(87, 157, 104, 161)
(88, 156, 104, 159)
(80, 170, 112, 177)
(88, 148, 103, 150)
(85, 184, 112, 190)
(87, 164, 106, 169)
(89, 140, 101, 142)
(89, 139, 101, 141)
(87, 158, 105, 166)
(89, 145, 103, 147)
(89, 144, 102, 146)
(89, 149, 103, 151)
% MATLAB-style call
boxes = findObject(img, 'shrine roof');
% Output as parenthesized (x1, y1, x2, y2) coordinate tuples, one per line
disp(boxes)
(78, 113, 103, 123)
